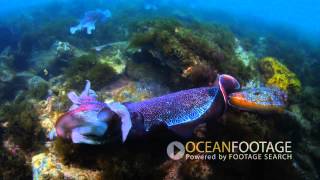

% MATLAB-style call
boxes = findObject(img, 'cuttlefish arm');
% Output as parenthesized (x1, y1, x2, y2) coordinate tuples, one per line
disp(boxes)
(49, 80, 132, 144)
(105, 102, 132, 142)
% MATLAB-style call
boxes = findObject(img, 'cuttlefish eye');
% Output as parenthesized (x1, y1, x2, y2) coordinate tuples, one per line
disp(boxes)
(254, 91, 260, 96)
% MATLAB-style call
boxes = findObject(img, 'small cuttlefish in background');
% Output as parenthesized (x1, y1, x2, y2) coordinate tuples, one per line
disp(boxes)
(70, 9, 112, 35)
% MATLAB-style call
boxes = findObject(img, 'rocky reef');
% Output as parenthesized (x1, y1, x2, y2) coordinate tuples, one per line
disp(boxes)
(64, 54, 118, 90)
(0, 3, 319, 180)
(129, 19, 252, 88)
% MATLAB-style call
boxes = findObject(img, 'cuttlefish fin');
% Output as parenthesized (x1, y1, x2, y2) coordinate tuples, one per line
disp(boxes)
(108, 102, 132, 142)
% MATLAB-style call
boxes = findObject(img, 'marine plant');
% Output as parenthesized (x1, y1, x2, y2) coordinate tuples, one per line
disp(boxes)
(1, 100, 45, 151)
(129, 18, 252, 88)
(64, 54, 117, 89)
(112, 82, 152, 102)
(258, 57, 302, 95)
(28, 81, 49, 99)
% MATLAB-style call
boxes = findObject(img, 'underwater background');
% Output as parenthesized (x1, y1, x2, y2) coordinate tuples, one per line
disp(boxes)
(0, 0, 319, 179)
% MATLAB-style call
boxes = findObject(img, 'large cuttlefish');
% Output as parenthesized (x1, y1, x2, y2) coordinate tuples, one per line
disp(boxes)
(49, 75, 288, 144)
(49, 74, 240, 144)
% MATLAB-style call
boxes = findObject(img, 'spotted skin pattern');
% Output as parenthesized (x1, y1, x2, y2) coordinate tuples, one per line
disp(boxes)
(126, 87, 219, 131)
(228, 87, 287, 112)
(51, 74, 240, 144)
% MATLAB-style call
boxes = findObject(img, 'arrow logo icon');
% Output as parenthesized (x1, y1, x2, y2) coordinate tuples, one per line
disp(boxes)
(167, 141, 185, 160)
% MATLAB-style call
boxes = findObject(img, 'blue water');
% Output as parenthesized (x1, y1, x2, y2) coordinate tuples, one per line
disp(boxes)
(197, 0, 320, 39)
(1, 0, 319, 41)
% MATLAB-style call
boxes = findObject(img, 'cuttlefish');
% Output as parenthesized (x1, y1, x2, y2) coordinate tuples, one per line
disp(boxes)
(49, 74, 240, 144)
(49, 75, 288, 144)
(70, 9, 112, 35)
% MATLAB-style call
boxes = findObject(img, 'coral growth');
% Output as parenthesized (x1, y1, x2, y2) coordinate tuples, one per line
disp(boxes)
(259, 57, 301, 95)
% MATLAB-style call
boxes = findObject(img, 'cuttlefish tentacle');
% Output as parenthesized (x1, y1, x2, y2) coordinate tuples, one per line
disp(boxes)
(50, 80, 132, 144)
(108, 102, 132, 142)
(72, 127, 101, 144)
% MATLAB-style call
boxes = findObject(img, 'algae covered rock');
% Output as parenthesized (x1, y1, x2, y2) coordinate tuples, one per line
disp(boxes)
(129, 19, 252, 87)
(54, 41, 75, 60)
(32, 153, 63, 179)
(234, 38, 257, 67)
(64, 54, 118, 89)
(102, 79, 168, 103)
(97, 42, 129, 74)
(32, 152, 103, 180)
(259, 57, 301, 95)
(1, 99, 45, 151)
(27, 76, 49, 99)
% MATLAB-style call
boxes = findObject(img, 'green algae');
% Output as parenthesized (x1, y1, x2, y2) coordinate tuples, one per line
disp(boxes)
(1, 100, 45, 151)
(28, 81, 49, 100)
(64, 54, 118, 90)
(129, 18, 252, 88)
